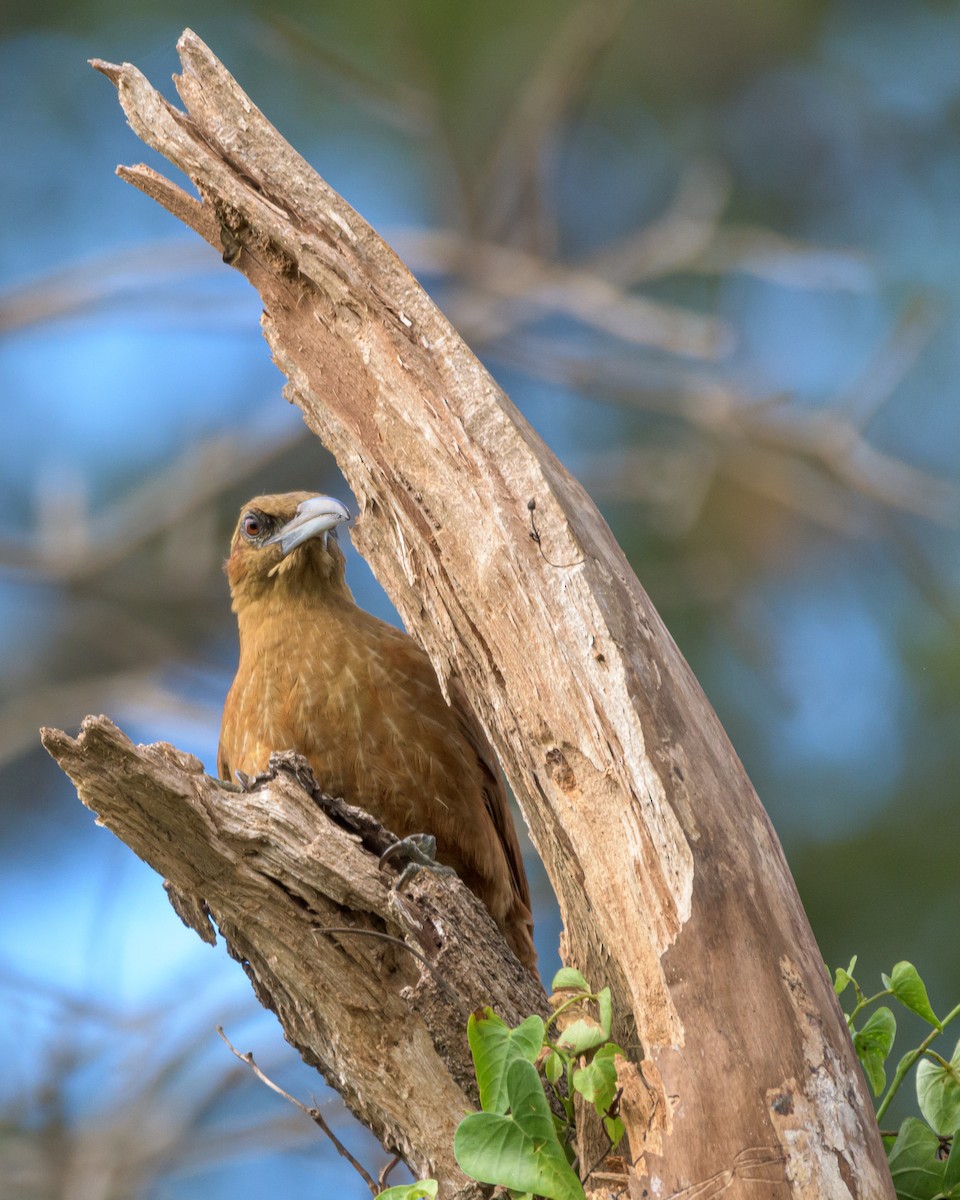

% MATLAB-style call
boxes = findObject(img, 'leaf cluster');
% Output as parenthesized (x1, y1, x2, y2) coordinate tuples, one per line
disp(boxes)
(451, 967, 625, 1200)
(836, 957, 960, 1200)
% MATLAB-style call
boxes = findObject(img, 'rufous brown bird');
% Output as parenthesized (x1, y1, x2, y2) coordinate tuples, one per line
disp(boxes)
(218, 492, 537, 971)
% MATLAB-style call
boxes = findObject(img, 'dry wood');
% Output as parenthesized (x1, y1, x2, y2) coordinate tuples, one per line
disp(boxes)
(51, 30, 897, 1197)
(41, 717, 547, 1195)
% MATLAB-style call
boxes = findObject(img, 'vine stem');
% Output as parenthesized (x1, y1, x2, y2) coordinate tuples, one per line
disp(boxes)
(875, 1002, 960, 1122)
(848, 987, 892, 1025)
(544, 990, 598, 1032)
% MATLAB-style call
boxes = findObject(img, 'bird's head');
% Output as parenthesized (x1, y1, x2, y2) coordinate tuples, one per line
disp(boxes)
(225, 492, 352, 609)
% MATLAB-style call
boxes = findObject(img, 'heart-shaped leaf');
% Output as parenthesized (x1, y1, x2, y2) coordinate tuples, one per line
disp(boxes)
(454, 1059, 585, 1200)
(555, 986, 612, 1054)
(917, 1039, 960, 1135)
(834, 955, 857, 996)
(552, 967, 589, 992)
(572, 1043, 623, 1114)
(854, 1006, 896, 1095)
(468, 1009, 545, 1114)
(886, 1117, 946, 1200)
(556, 1018, 606, 1055)
(887, 962, 941, 1030)
(544, 1049, 565, 1085)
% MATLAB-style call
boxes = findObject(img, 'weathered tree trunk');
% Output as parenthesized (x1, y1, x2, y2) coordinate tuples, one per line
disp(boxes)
(55, 30, 893, 1198)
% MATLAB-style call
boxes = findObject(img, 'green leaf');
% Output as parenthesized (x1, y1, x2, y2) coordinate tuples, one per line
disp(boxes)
(378, 1183, 438, 1200)
(854, 1006, 896, 1096)
(572, 1043, 623, 1115)
(597, 987, 612, 1038)
(834, 955, 858, 996)
(552, 967, 589, 992)
(889, 962, 942, 1031)
(886, 1117, 946, 1200)
(603, 1114, 625, 1148)
(468, 1009, 546, 1114)
(944, 1133, 960, 1195)
(556, 1017, 607, 1055)
(917, 1040, 960, 1136)
(544, 1050, 564, 1085)
(454, 1059, 586, 1200)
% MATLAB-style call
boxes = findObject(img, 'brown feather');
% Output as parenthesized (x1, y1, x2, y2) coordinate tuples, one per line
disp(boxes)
(218, 492, 537, 970)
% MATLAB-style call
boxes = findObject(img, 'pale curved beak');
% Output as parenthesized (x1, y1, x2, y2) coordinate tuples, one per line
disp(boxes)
(264, 495, 351, 556)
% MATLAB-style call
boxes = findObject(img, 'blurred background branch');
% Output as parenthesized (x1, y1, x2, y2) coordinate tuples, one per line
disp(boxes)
(2, 1, 960, 1196)
(0, 968, 354, 1200)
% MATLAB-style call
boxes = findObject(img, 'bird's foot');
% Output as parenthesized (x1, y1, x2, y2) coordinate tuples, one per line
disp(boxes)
(233, 754, 318, 794)
(379, 834, 456, 891)
(213, 769, 264, 792)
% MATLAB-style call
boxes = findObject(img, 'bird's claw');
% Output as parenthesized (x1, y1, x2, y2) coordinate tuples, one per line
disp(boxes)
(380, 834, 456, 891)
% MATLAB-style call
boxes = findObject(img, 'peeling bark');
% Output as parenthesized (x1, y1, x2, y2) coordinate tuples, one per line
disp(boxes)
(53, 30, 899, 1197)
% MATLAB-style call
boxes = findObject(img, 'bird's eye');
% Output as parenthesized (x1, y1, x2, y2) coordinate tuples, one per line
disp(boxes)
(242, 513, 262, 539)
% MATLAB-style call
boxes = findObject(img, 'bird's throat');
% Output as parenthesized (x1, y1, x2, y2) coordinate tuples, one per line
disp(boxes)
(228, 541, 352, 615)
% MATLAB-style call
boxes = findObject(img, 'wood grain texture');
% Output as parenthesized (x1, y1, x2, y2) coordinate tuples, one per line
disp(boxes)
(80, 32, 895, 1197)
(41, 717, 547, 1195)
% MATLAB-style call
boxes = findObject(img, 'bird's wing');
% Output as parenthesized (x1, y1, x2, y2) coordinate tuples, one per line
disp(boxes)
(448, 676, 532, 911)
(217, 683, 238, 782)
(217, 738, 231, 782)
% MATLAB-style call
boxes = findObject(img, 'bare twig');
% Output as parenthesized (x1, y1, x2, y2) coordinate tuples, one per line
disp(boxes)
(378, 1154, 403, 1191)
(584, 160, 731, 286)
(692, 224, 872, 291)
(260, 14, 436, 137)
(527, 498, 585, 568)
(0, 670, 215, 771)
(834, 297, 942, 427)
(0, 421, 311, 583)
(2, 971, 314, 1200)
(473, 0, 631, 250)
(488, 330, 960, 528)
(314, 927, 462, 1004)
(393, 228, 731, 358)
(217, 1025, 379, 1196)
(0, 241, 215, 332)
